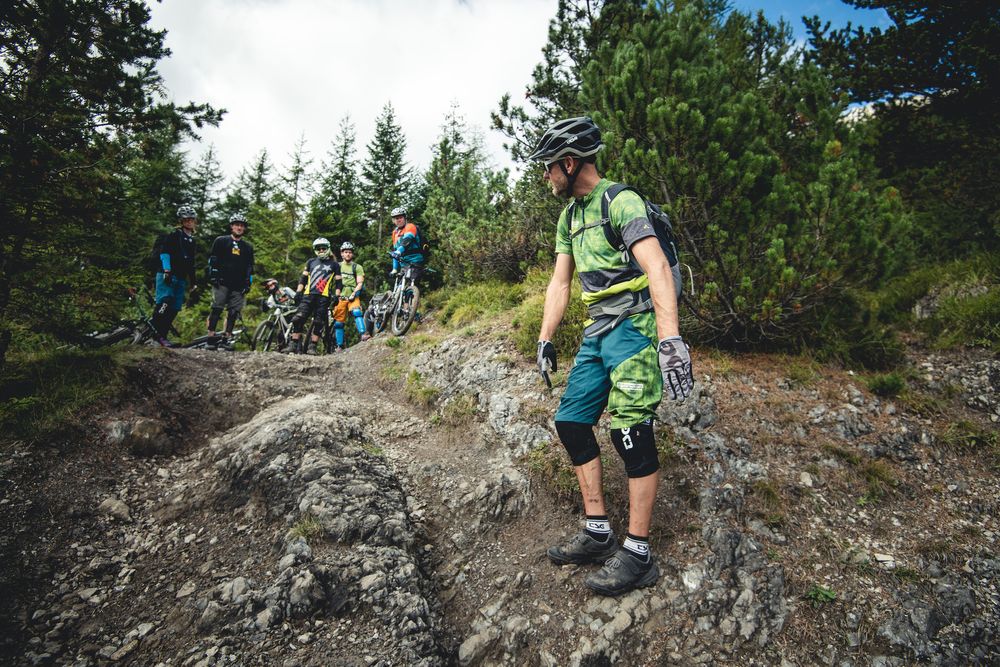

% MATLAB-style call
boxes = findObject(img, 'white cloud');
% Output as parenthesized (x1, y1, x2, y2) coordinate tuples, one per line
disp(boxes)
(149, 0, 557, 183)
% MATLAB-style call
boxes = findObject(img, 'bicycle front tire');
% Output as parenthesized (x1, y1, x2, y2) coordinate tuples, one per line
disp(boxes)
(253, 320, 277, 351)
(391, 284, 420, 336)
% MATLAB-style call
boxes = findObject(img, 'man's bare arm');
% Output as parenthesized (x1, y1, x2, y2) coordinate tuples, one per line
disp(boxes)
(630, 237, 679, 341)
(539, 253, 576, 341)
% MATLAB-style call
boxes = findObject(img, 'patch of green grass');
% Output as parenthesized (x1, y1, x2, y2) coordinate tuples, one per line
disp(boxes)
(405, 370, 440, 408)
(899, 390, 946, 418)
(360, 440, 384, 457)
(706, 348, 736, 377)
(404, 333, 439, 351)
(427, 281, 525, 328)
(939, 419, 1000, 454)
(892, 566, 923, 582)
(785, 357, 821, 387)
(929, 286, 1000, 350)
(0, 348, 146, 442)
(803, 584, 837, 607)
(440, 393, 478, 426)
(384, 337, 402, 349)
(752, 480, 783, 512)
(381, 362, 404, 382)
(510, 269, 586, 363)
(524, 441, 578, 497)
(288, 514, 323, 542)
(822, 443, 862, 466)
(865, 372, 907, 397)
(860, 460, 898, 502)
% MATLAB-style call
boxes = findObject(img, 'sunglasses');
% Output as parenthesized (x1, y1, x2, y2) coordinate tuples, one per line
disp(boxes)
(314, 246, 329, 252)
(543, 159, 563, 175)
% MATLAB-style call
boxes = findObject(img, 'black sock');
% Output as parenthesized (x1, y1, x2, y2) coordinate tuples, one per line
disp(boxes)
(622, 532, 650, 562)
(584, 515, 611, 542)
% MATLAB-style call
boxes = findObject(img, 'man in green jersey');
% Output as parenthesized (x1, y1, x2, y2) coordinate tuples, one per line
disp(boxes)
(332, 241, 369, 349)
(532, 117, 694, 596)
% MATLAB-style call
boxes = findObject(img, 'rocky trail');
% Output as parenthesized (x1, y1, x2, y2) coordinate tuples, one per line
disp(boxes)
(1, 322, 998, 666)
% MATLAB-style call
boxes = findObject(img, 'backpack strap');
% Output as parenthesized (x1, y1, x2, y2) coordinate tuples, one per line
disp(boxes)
(567, 200, 610, 240)
(600, 183, 644, 256)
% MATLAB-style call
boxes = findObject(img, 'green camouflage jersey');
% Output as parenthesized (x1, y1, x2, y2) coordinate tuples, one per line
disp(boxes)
(339, 261, 364, 294)
(555, 178, 655, 306)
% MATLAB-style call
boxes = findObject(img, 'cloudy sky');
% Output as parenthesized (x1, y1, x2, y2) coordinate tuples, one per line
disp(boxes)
(149, 0, 889, 184)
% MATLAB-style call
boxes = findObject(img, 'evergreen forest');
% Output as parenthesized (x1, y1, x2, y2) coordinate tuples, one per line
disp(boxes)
(2, 0, 998, 373)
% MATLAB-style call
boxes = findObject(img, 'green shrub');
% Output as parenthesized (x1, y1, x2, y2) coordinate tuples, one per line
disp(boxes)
(865, 372, 907, 397)
(804, 584, 837, 607)
(0, 348, 144, 441)
(806, 290, 906, 369)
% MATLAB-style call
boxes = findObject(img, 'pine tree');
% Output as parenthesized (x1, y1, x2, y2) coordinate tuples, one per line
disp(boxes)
(307, 117, 366, 248)
(361, 103, 411, 249)
(581, 2, 908, 346)
(187, 145, 225, 233)
(491, 0, 648, 163)
(806, 1, 1000, 257)
(423, 106, 511, 282)
(275, 136, 314, 267)
(0, 0, 222, 367)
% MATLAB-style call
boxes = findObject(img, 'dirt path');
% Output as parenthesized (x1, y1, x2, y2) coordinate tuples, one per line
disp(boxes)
(2, 327, 998, 666)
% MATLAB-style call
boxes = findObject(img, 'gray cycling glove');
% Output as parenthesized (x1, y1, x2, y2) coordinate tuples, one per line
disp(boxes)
(658, 336, 694, 400)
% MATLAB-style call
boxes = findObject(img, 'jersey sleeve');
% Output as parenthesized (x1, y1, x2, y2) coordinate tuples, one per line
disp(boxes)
(610, 190, 655, 250)
(554, 207, 572, 255)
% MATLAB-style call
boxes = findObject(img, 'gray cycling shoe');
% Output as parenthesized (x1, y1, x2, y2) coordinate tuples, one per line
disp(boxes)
(584, 548, 659, 596)
(547, 531, 619, 565)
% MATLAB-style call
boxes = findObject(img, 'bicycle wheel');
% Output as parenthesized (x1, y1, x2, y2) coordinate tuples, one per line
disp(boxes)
(252, 320, 277, 351)
(391, 284, 420, 336)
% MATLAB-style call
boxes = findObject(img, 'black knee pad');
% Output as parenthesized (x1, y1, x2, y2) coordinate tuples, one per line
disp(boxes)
(208, 307, 224, 331)
(555, 421, 600, 467)
(611, 419, 659, 478)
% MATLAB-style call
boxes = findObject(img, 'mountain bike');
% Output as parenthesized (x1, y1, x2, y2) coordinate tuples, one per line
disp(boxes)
(184, 323, 250, 351)
(363, 259, 423, 337)
(363, 291, 392, 338)
(251, 285, 297, 352)
(389, 264, 421, 336)
(83, 287, 162, 347)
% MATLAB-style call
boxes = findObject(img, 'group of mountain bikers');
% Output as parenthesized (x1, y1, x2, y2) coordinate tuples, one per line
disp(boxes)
(148, 205, 426, 351)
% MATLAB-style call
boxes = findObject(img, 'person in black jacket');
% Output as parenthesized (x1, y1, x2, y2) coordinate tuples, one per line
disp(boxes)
(150, 204, 199, 346)
(207, 213, 255, 349)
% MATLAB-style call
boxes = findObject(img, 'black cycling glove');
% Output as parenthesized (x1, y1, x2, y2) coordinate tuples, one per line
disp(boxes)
(537, 340, 556, 388)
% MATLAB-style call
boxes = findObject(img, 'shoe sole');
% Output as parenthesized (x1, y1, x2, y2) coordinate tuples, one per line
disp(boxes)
(546, 546, 619, 566)
(584, 563, 660, 596)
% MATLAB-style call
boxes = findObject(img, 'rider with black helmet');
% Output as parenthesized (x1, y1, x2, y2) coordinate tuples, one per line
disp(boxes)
(532, 116, 693, 596)
(206, 212, 255, 349)
(149, 204, 199, 347)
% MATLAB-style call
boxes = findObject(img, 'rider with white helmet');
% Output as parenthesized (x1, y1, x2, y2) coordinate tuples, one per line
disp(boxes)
(332, 240, 369, 349)
(285, 237, 342, 354)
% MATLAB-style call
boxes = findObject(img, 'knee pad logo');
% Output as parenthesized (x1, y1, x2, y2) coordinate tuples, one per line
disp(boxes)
(620, 426, 634, 450)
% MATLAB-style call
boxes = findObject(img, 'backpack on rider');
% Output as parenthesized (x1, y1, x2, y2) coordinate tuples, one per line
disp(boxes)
(567, 184, 685, 296)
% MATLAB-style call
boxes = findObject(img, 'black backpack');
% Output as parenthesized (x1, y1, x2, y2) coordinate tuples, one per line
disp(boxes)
(570, 184, 683, 291)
